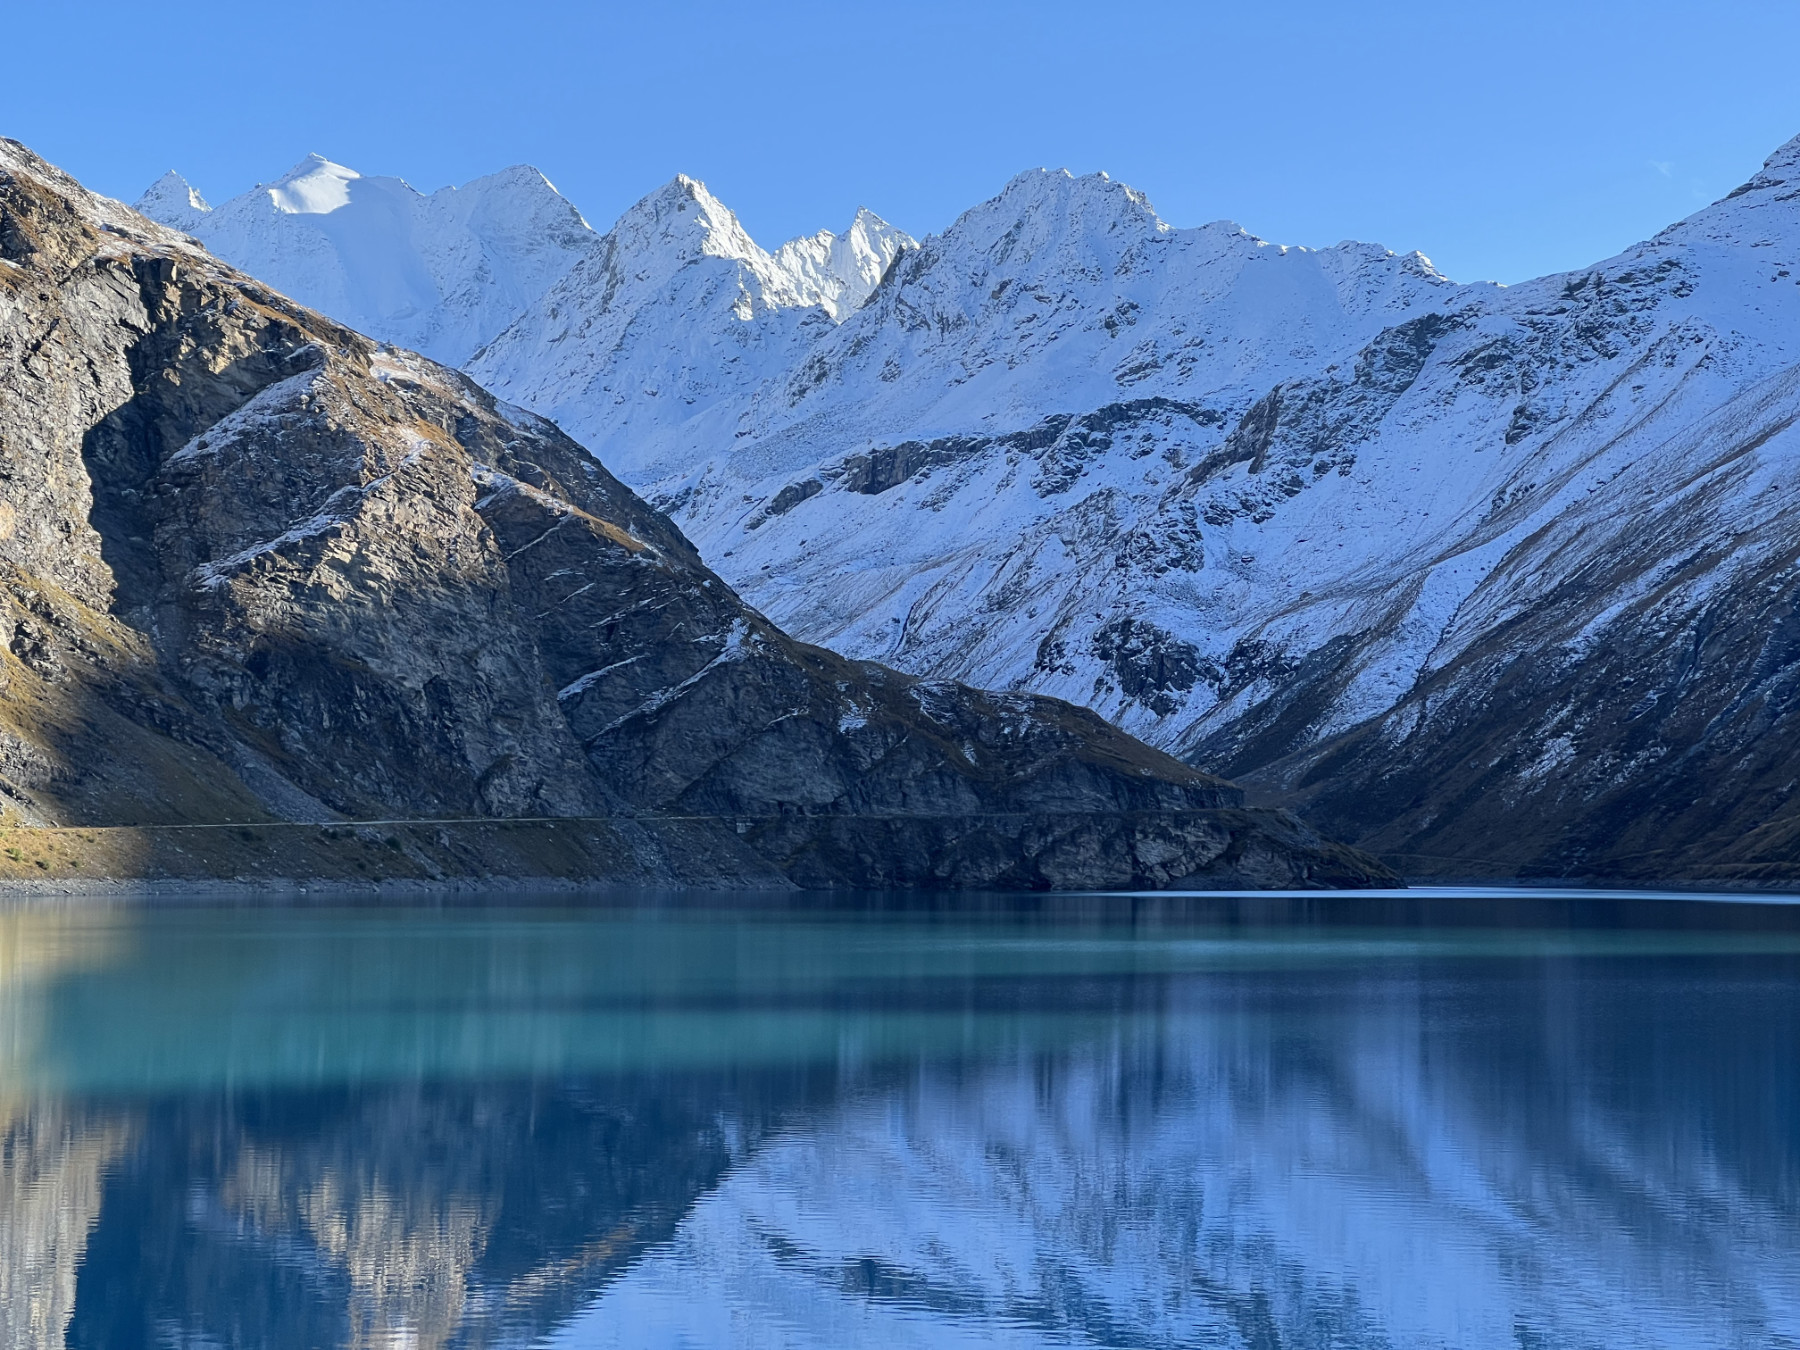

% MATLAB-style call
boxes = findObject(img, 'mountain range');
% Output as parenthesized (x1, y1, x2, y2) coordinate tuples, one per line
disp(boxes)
(0, 136, 1386, 890)
(138, 134, 1800, 882)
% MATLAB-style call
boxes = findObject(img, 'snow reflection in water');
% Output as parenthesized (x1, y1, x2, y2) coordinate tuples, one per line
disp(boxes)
(0, 899, 1795, 1349)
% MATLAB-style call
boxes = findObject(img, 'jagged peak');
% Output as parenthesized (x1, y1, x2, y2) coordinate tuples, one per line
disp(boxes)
(848, 204, 905, 236)
(1399, 249, 1454, 284)
(606, 173, 765, 267)
(995, 167, 1158, 216)
(134, 170, 210, 223)
(767, 206, 916, 319)
(440, 162, 562, 196)
(1761, 130, 1800, 175)
(428, 164, 595, 232)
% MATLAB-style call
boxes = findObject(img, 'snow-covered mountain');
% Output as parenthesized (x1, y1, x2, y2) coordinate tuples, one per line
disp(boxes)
(465, 175, 914, 480)
(617, 167, 1469, 707)
(140, 136, 1800, 878)
(481, 144, 1800, 880)
(135, 155, 600, 365)
(137, 159, 913, 373)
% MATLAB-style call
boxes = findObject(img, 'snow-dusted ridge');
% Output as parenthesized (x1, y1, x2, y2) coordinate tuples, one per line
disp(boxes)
(134, 154, 605, 367)
(136, 159, 914, 371)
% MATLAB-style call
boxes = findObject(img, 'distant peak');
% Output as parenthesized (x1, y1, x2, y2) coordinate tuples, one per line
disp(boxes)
(936, 167, 1163, 257)
(656, 173, 732, 217)
(626, 172, 738, 225)
(848, 205, 909, 242)
(768, 206, 915, 320)
(266, 154, 360, 214)
(985, 166, 1158, 220)
(133, 170, 210, 227)
(612, 173, 727, 223)
(488, 163, 557, 189)
(610, 173, 752, 258)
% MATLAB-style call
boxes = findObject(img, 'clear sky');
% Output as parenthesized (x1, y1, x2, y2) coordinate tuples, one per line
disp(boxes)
(6, 0, 1798, 284)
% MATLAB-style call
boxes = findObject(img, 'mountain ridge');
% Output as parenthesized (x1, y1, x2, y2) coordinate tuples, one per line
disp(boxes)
(135, 133, 1800, 880)
(0, 135, 1386, 890)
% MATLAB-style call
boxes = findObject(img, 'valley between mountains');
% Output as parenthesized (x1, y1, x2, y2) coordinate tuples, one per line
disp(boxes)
(0, 137, 1388, 891)
(133, 134, 1800, 883)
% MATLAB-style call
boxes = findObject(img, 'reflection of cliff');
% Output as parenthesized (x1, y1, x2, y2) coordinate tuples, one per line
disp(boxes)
(560, 961, 1800, 1349)
(60, 1072, 829, 1350)
(0, 1105, 129, 1350)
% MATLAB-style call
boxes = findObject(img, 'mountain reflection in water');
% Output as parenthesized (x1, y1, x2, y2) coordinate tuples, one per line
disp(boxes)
(0, 899, 1796, 1349)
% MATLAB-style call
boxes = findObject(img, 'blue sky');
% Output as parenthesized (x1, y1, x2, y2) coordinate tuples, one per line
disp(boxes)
(7, 0, 1798, 283)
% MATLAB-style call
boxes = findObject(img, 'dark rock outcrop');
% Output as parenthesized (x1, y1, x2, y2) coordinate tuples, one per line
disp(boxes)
(0, 139, 1388, 890)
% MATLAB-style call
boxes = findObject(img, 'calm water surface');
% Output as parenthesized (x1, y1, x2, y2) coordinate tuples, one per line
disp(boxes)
(1, 892, 1797, 1349)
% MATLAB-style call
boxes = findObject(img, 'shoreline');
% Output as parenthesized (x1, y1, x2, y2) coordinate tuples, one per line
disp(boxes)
(0, 818, 1794, 903)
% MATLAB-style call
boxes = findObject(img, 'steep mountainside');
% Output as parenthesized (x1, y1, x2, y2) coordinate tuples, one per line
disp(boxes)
(0, 138, 1386, 889)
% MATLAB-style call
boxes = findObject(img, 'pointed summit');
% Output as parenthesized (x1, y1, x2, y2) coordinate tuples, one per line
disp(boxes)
(133, 170, 210, 231)
(607, 173, 766, 269)
(771, 207, 915, 319)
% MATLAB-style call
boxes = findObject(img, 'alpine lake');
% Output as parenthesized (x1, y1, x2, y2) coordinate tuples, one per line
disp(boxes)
(1, 889, 1796, 1349)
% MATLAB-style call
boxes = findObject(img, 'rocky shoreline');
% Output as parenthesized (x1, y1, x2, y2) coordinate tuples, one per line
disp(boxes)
(0, 806, 1393, 895)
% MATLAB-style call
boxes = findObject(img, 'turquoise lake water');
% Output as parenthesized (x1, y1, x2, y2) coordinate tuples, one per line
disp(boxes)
(1, 891, 1796, 1348)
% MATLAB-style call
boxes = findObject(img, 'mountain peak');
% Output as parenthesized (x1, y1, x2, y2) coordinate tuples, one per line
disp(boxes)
(923, 167, 1164, 278)
(1705, 129, 1800, 207)
(266, 154, 362, 215)
(996, 167, 1152, 211)
(133, 170, 210, 230)
(769, 207, 916, 320)
(608, 173, 765, 269)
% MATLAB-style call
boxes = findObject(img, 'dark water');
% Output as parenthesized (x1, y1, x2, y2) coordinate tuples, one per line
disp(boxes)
(2, 893, 1797, 1349)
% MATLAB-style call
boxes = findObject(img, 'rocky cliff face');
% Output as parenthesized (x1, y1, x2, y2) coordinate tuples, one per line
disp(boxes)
(0, 139, 1386, 889)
